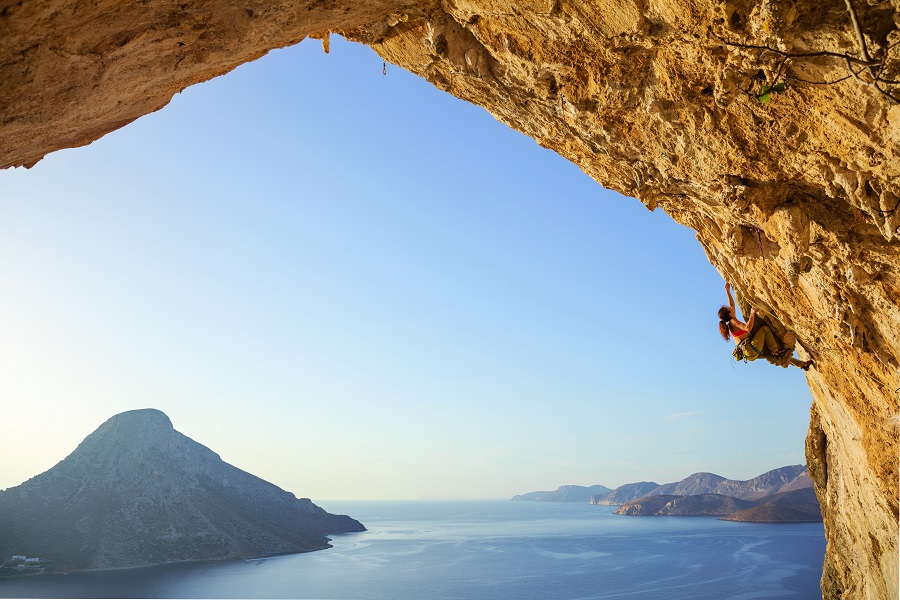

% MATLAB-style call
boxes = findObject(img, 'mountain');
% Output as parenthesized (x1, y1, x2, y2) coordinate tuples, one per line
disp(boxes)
(517, 465, 812, 506)
(511, 484, 611, 502)
(0, 409, 364, 572)
(590, 482, 660, 505)
(648, 472, 728, 496)
(610, 466, 820, 522)
(614, 487, 822, 522)
(614, 494, 758, 516)
(646, 465, 812, 499)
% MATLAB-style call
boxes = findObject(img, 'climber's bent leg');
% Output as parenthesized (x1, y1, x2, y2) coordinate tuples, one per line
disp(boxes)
(752, 326, 780, 355)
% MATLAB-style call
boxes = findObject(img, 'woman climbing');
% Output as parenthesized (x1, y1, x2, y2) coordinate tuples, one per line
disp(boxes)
(719, 283, 813, 370)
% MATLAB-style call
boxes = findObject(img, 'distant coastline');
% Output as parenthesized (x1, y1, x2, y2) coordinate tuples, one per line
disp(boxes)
(511, 465, 821, 523)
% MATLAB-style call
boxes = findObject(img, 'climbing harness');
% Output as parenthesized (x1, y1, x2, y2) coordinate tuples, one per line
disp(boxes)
(755, 227, 765, 260)
(732, 337, 762, 363)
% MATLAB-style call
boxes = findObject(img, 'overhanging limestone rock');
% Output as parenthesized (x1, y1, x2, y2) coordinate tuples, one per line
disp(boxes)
(1, 2, 898, 598)
(0, 0, 424, 169)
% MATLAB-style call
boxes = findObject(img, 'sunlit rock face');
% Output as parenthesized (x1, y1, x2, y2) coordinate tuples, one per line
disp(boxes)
(1, 1, 898, 598)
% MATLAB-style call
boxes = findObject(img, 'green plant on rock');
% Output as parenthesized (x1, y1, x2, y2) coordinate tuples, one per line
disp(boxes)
(715, 0, 900, 105)
(757, 82, 787, 105)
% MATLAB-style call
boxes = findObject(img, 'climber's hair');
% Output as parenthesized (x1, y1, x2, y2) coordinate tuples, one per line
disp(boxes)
(718, 306, 732, 341)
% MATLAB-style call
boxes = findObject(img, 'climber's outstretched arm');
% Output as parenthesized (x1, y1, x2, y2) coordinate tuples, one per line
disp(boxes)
(724, 283, 736, 316)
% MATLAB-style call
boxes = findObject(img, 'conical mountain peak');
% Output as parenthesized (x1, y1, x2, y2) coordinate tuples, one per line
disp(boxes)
(0, 410, 364, 571)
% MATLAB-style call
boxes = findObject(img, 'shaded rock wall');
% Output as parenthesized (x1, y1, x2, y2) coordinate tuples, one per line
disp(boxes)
(1, 1, 898, 598)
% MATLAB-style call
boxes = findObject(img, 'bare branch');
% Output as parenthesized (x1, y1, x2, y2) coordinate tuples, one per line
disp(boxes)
(710, 16, 900, 105)
(844, 0, 873, 63)
(874, 59, 900, 85)
(873, 82, 900, 104)
(845, 56, 871, 83)
(772, 56, 789, 85)
(845, 56, 900, 103)
(784, 73, 855, 85)
(712, 32, 880, 66)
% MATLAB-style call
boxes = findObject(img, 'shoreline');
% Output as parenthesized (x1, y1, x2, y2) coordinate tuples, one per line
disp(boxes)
(0, 539, 355, 579)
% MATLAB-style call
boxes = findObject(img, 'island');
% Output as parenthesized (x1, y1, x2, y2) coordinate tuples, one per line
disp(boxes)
(0, 409, 365, 573)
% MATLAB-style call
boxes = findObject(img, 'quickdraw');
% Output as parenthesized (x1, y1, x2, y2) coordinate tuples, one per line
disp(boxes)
(755, 227, 765, 260)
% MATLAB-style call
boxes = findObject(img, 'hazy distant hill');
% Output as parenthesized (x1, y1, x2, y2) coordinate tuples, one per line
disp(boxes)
(0, 409, 364, 572)
(590, 482, 660, 506)
(648, 465, 811, 500)
(513, 465, 817, 522)
(511, 490, 553, 501)
(519, 465, 812, 505)
(512, 484, 611, 502)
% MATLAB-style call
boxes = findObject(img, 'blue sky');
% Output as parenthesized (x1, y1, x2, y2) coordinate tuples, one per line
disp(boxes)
(0, 37, 813, 500)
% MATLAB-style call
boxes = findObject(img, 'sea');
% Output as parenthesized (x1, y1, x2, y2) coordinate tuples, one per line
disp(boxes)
(0, 500, 826, 599)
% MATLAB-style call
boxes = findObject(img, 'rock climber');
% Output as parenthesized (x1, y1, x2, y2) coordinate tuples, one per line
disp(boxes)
(718, 283, 813, 370)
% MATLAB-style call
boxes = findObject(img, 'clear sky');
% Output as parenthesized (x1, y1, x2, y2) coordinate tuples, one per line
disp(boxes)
(0, 37, 813, 501)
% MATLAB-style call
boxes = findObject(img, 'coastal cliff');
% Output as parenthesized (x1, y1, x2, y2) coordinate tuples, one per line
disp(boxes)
(1, 2, 898, 598)
(614, 487, 822, 521)
(0, 409, 364, 571)
(614, 493, 757, 516)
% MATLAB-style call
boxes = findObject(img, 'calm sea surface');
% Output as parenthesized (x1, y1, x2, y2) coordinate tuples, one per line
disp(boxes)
(0, 500, 825, 599)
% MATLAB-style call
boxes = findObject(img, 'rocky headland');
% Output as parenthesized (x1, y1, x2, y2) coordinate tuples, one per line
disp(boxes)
(0, 409, 364, 572)
(2, 1, 898, 598)
(614, 486, 822, 521)
(614, 493, 758, 516)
